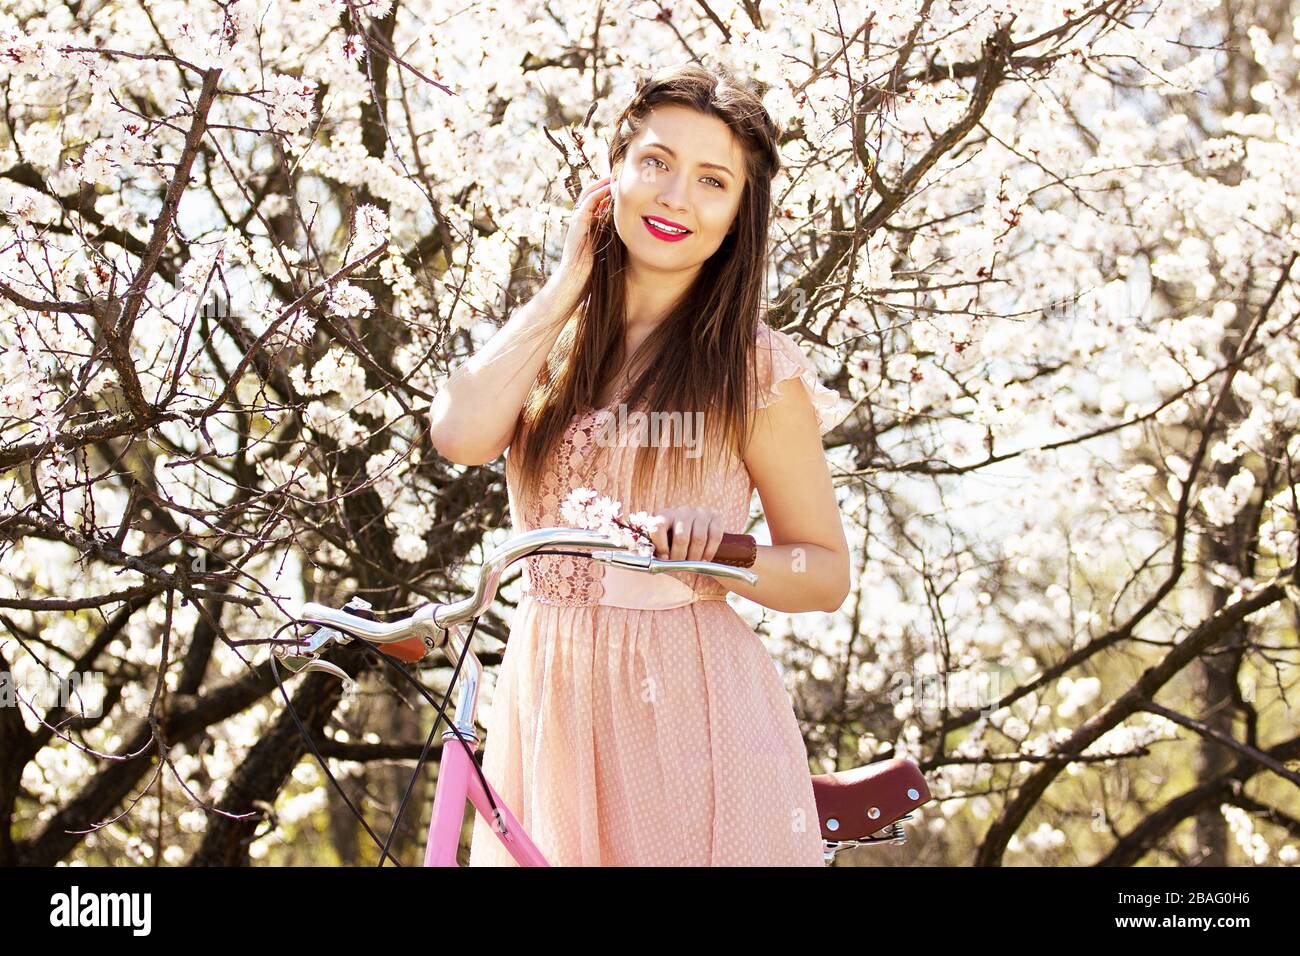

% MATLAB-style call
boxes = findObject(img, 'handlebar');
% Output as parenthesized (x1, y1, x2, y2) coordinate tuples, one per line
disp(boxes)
(276, 527, 759, 685)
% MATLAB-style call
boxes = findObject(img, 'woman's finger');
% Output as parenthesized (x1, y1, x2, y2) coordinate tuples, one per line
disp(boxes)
(577, 175, 612, 208)
(582, 184, 613, 229)
(668, 513, 691, 561)
(686, 512, 711, 561)
(649, 510, 673, 559)
(702, 514, 724, 563)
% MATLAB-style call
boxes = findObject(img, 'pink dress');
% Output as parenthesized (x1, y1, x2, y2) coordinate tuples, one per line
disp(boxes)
(467, 321, 845, 866)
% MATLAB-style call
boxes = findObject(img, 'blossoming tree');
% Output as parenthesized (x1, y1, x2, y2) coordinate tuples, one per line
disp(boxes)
(0, 0, 1296, 866)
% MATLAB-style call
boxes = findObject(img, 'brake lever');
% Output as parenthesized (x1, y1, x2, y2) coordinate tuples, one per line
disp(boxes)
(301, 658, 353, 683)
(273, 596, 372, 686)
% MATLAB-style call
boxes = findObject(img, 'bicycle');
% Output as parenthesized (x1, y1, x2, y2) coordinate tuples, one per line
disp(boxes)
(272, 526, 933, 866)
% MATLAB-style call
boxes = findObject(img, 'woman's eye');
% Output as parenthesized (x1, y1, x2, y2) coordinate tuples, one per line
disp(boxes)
(644, 156, 725, 188)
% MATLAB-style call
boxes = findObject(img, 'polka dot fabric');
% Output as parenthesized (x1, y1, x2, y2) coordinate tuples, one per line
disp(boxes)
(467, 322, 844, 866)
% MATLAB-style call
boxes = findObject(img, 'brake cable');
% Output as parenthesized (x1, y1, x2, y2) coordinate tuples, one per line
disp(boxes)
(364, 615, 493, 867)
(272, 614, 502, 866)
(272, 653, 403, 863)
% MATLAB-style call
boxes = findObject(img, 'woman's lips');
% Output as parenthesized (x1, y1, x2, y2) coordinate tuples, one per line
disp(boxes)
(642, 216, 692, 242)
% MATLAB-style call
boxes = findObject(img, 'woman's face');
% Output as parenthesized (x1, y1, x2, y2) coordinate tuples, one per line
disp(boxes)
(610, 104, 747, 269)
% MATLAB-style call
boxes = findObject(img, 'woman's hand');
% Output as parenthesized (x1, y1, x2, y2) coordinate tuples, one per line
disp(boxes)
(648, 507, 726, 562)
(552, 175, 613, 297)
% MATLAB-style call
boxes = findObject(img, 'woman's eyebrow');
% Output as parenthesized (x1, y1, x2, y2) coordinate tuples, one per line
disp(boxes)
(642, 142, 734, 177)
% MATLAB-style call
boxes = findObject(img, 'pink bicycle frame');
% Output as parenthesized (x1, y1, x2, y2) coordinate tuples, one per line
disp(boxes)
(413, 616, 551, 866)
(422, 731, 547, 867)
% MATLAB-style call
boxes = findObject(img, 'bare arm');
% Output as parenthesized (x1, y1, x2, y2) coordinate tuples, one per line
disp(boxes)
(429, 176, 613, 466)
(730, 377, 851, 613)
(428, 276, 582, 465)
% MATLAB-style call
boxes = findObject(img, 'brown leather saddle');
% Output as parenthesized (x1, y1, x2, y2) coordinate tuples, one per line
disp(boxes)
(811, 757, 932, 848)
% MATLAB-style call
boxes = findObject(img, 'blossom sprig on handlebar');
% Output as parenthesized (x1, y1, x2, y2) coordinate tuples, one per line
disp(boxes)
(560, 488, 665, 556)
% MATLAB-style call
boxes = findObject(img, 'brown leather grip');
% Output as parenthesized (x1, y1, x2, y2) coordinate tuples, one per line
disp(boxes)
(377, 635, 430, 663)
(713, 532, 757, 568)
(346, 599, 428, 664)
(657, 529, 758, 567)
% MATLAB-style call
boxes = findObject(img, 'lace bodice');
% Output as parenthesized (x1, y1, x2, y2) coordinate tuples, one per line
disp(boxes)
(503, 321, 845, 607)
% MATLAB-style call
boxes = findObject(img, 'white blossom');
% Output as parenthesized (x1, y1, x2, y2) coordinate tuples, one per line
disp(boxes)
(560, 488, 663, 555)
(1200, 468, 1257, 526)
(1055, 676, 1101, 719)
(1222, 804, 1271, 864)
(264, 73, 317, 136)
(352, 204, 390, 252)
(325, 281, 374, 320)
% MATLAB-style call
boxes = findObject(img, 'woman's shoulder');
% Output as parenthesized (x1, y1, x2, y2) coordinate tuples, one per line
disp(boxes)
(749, 320, 847, 436)
(750, 320, 821, 375)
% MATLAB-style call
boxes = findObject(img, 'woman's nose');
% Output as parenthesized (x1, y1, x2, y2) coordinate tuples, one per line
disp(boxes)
(655, 184, 689, 210)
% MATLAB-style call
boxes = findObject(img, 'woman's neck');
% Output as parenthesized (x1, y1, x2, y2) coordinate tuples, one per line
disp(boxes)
(597, 322, 657, 408)
(623, 260, 695, 328)
(603, 267, 693, 406)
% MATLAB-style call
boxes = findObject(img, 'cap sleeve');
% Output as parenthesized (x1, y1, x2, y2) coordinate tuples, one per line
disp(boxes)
(751, 322, 846, 436)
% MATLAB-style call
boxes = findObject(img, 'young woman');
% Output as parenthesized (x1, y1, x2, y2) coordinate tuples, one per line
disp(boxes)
(430, 63, 850, 866)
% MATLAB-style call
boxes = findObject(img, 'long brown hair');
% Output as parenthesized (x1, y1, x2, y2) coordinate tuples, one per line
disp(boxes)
(514, 62, 783, 510)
